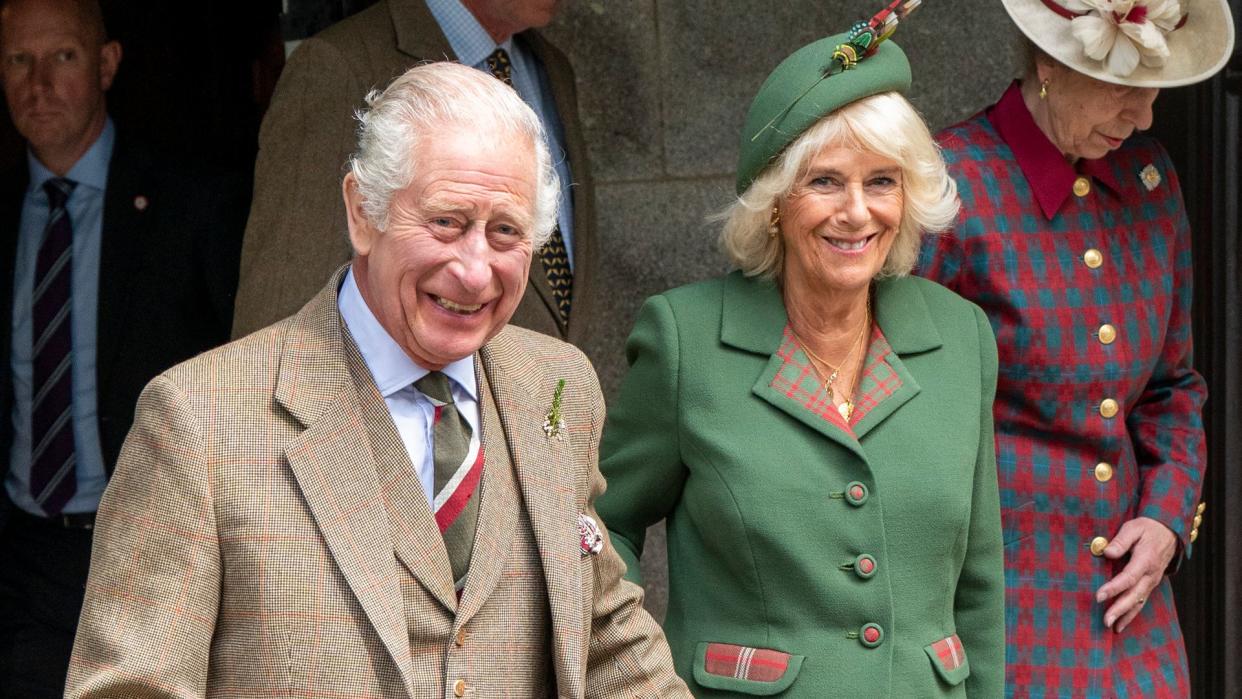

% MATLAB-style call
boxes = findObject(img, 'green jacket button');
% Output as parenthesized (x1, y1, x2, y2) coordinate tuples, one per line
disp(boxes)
(861, 623, 884, 648)
(854, 554, 877, 579)
(845, 481, 869, 507)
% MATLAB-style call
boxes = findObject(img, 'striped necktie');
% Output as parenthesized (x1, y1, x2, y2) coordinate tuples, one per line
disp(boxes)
(484, 47, 573, 326)
(29, 177, 78, 514)
(415, 371, 483, 588)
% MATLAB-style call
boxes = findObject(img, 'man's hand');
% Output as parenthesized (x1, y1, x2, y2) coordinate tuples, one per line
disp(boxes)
(1094, 516, 1177, 633)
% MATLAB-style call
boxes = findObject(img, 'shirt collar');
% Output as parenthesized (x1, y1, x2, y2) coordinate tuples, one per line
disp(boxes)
(424, 0, 514, 68)
(337, 268, 478, 400)
(26, 116, 114, 195)
(986, 82, 1127, 219)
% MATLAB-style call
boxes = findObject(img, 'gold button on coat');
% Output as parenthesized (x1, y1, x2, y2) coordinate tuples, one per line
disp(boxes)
(1099, 398, 1119, 418)
(1190, 529, 1199, 543)
(1193, 514, 1202, 529)
(1094, 462, 1114, 482)
(454, 679, 467, 697)
(1083, 248, 1103, 268)
(1197, 502, 1207, 515)
(1098, 324, 1117, 344)
(1090, 536, 1109, 556)
(1074, 177, 1091, 197)
(455, 628, 469, 647)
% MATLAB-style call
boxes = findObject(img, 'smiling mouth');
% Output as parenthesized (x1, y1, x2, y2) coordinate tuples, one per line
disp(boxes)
(432, 295, 484, 315)
(823, 233, 876, 252)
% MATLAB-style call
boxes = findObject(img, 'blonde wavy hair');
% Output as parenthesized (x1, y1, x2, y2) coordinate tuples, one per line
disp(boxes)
(719, 92, 958, 281)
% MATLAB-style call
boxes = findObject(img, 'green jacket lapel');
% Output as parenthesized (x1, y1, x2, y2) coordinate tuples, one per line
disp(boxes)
(851, 277, 943, 440)
(720, 273, 868, 461)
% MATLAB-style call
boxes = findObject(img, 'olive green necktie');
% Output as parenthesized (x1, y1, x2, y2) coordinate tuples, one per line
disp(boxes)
(415, 371, 480, 587)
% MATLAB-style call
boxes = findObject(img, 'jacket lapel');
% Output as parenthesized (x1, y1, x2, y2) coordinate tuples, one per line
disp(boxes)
(95, 135, 150, 407)
(454, 360, 520, 624)
(851, 278, 942, 440)
(390, 0, 453, 62)
(721, 273, 868, 461)
(478, 334, 585, 689)
(722, 273, 945, 455)
(276, 271, 417, 694)
(340, 330, 458, 614)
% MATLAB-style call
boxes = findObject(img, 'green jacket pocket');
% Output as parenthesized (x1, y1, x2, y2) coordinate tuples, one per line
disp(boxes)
(924, 634, 971, 686)
(692, 641, 804, 695)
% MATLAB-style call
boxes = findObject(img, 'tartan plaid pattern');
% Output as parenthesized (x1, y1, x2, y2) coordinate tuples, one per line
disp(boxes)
(701, 643, 790, 683)
(66, 269, 687, 698)
(930, 634, 966, 673)
(918, 93, 1206, 698)
(768, 323, 902, 431)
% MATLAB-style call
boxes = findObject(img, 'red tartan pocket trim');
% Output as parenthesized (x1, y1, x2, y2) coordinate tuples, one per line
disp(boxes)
(924, 634, 971, 686)
(693, 642, 804, 695)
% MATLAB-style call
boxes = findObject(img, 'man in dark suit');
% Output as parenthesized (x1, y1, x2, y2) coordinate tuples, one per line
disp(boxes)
(0, 0, 246, 694)
(233, 0, 597, 349)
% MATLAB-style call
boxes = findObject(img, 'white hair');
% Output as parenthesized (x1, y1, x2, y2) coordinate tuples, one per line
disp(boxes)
(348, 61, 560, 247)
(719, 91, 959, 280)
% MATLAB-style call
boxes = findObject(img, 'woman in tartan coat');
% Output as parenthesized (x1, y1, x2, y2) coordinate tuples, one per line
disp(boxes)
(597, 25, 1006, 698)
(917, 0, 1233, 696)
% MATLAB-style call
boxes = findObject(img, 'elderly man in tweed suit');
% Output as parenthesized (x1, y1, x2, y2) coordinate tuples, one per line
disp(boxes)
(66, 62, 688, 698)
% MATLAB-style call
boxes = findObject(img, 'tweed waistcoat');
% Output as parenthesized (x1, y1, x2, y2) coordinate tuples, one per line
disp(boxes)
(349, 337, 554, 695)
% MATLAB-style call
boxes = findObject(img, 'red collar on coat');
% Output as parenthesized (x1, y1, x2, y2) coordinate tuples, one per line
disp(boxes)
(985, 81, 1133, 220)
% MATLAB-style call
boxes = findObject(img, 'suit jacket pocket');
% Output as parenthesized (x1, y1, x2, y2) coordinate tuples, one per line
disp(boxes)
(692, 641, 804, 695)
(924, 633, 971, 687)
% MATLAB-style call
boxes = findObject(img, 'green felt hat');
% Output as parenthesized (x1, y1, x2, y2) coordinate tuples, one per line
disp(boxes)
(736, 33, 912, 195)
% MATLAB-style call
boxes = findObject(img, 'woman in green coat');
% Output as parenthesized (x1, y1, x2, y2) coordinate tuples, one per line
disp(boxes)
(596, 20, 1005, 699)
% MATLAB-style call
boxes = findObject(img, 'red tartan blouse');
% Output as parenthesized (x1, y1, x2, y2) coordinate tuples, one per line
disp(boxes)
(919, 82, 1207, 698)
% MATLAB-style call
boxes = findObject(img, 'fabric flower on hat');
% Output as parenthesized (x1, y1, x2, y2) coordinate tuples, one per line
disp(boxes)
(1067, 0, 1182, 77)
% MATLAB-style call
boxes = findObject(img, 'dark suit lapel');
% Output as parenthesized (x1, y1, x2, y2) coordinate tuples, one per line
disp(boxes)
(276, 272, 417, 694)
(391, 0, 454, 61)
(851, 278, 942, 440)
(454, 359, 520, 624)
(478, 336, 584, 688)
(95, 136, 150, 407)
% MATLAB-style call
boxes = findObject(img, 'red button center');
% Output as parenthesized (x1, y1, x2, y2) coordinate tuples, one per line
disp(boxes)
(850, 486, 864, 499)
(859, 558, 874, 574)
(863, 627, 880, 643)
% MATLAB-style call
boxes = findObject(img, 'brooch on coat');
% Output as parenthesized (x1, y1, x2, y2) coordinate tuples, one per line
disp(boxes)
(1140, 164, 1162, 191)
(578, 512, 604, 557)
(543, 379, 566, 440)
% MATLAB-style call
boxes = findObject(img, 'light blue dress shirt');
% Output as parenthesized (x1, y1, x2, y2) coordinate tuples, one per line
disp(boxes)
(425, 0, 576, 269)
(337, 269, 481, 504)
(7, 118, 114, 516)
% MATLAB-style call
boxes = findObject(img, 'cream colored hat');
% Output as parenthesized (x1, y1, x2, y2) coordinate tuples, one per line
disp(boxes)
(1002, 0, 1235, 87)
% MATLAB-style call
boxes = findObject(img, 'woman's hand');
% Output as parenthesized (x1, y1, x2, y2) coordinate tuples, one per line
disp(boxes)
(1094, 517, 1177, 633)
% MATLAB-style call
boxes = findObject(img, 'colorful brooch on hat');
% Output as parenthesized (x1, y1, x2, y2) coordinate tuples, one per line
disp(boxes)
(830, 0, 923, 72)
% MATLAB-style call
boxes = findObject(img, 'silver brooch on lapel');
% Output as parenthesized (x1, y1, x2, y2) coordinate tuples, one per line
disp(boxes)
(578, 512, 603, 557)
(543, 378, 566, 441)
(1140, 164, 1161, 192)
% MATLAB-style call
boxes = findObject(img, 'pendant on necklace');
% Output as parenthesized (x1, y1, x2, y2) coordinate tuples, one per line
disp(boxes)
(838, 400, 854, 422)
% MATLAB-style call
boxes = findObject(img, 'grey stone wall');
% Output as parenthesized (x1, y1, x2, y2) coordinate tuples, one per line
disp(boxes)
(541, 1, 1025, 620)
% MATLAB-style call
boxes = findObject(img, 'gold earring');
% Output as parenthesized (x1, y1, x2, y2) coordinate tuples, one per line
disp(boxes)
(1039, 78, 1049, 100)
(768, 206, 780, 238)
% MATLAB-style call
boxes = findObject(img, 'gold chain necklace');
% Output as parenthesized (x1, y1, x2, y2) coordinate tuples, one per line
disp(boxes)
(792, 305, 870, 422)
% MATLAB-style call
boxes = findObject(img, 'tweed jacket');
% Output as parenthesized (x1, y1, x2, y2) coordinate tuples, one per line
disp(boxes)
(66, 269, 688, 698)
(232, 0, 597, 344)
(918, 86, 1207, 698)
(596, 272, 1005, 697)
